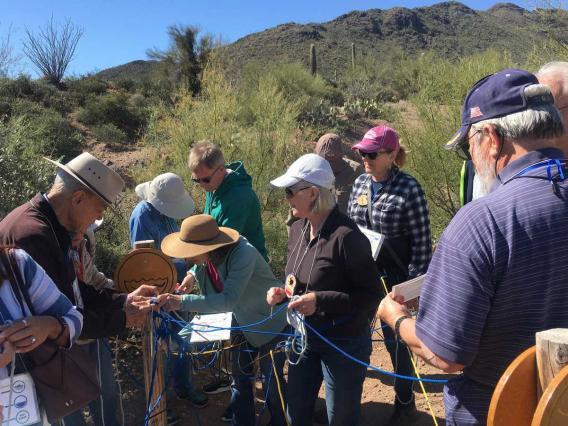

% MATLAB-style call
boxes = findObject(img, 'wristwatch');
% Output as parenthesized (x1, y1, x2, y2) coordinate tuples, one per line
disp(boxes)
(394, 315, 412, 341)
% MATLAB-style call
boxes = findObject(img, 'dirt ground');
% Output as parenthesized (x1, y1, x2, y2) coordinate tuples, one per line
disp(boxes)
(112, 325, 448, 426)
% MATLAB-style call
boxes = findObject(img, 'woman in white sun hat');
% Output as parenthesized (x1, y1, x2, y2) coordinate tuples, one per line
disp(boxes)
(266, 153, 380, 426)
(128, 172, 209, 409)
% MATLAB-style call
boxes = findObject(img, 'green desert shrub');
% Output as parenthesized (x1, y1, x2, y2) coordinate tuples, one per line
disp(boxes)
(91, 123, 127, 145)
(143, 65, 308, 272)
(77, 92, 148, 139)
(0, 118, 55, 217)
(3, 106, 82, 160)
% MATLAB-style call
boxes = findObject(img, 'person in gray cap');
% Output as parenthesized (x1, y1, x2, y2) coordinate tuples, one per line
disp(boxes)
(314, 133, 364, 214)
(379, 69, 568, 425)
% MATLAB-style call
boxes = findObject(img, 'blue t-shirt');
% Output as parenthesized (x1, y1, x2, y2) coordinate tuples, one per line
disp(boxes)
(416, 148, 568, 425)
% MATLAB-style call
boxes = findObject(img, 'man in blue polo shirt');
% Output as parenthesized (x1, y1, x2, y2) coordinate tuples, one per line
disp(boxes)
(378, 68, 568, 425)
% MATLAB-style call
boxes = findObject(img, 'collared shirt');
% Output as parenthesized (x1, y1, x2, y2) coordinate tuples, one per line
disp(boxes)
(286, 207, 381, 339)
(347, 168, 432, 279)
(416, 148, 568, 425)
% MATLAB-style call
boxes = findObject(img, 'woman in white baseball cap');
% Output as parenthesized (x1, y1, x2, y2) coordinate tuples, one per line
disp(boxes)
(267, 153, 381, 426)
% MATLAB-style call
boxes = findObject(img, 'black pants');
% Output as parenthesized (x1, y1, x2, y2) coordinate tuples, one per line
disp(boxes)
(382, 324, 415, 406)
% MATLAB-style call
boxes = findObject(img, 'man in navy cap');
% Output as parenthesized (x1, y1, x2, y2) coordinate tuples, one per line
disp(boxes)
(378, 69, 568, 425)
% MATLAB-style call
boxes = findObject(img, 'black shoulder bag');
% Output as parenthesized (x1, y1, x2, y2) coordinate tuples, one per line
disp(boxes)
(0, 248, 100, 423)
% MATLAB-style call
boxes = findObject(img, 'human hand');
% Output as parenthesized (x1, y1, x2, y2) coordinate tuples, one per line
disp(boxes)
(156, 294, 182, 312)
(378, 292, 410, 329)
(0, 316, 60, 353)
(176, 274, 195, 294)
(124, 285, 159, 328)
(0, 340, 15, 368)
(287, 292, 317, 316)
(266, 287, 286, 306)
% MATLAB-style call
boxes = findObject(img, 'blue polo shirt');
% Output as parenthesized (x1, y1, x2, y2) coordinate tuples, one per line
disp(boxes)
(416, 148, 568, 425)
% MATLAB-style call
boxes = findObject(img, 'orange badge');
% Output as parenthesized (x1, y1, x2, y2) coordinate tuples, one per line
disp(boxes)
(357, 194, 368, 206)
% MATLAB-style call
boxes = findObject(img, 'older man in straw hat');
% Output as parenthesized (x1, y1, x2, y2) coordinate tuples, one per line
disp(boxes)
(0, 152, 159, 425)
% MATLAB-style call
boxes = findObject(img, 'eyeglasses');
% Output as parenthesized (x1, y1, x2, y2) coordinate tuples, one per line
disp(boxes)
(191, 166, 221, 184)
(284, 186, 311, 198)
(455, 131, 481, 161)
(359, 150, 391, 160)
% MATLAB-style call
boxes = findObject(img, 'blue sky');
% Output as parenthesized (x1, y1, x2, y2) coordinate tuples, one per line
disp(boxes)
(1, 0, 532, 77)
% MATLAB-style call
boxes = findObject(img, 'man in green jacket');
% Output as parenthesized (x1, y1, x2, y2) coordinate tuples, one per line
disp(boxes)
(188, 140, 268, 262)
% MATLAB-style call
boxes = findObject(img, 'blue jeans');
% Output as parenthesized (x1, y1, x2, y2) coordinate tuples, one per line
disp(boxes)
(382, 324, 415, 406)
(229, 331, 287, 426)
(287, 332, 371, 426)
(168, 319, 195, 397)
(62, 339, 121, 426)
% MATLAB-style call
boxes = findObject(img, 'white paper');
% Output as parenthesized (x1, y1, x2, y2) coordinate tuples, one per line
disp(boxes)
(0, 373, 41, 426)
(180, 312, 233, 343)
(392, 275, 426, 302)
(357, 226, 385, 260)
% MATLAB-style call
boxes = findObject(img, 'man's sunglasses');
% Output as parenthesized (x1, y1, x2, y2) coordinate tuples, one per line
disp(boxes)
(358, 150, 391, 160)
(455, 130, 481, 161)
(284, 186, 311, 198)
(191, 166, 221, 184)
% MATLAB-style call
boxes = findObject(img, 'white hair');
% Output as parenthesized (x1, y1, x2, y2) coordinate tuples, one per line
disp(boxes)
(537, 62, 568, 97)
(471, 85, 564, 143)
(49, 169, 88, 197)
(311, 184, 336, 215)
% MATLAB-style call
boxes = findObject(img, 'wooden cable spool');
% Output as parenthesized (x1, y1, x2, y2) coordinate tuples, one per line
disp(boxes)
(487, 346, 538, 426)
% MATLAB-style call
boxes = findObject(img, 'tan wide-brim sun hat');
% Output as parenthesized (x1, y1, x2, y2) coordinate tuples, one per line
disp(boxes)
(44, 152, 125, 205)
(135, 172, 195, 219)
(161, 214, 239, 259)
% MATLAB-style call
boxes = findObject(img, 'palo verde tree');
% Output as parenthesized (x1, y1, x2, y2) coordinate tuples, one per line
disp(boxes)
(23, 17, 83, 88)
(147, 25, 213, 96)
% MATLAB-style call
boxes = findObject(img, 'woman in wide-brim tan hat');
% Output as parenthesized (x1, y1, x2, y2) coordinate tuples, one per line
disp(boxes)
(159, 214, 288, 426)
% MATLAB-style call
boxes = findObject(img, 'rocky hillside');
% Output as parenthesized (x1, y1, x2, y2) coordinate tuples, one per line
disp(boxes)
(96, 2, 568, 81)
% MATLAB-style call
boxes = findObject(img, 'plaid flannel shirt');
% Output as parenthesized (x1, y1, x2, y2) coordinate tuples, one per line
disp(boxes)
(347, 168, 432, 278)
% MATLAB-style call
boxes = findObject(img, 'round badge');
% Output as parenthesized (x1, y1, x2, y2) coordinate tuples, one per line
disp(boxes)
(285, 273, 297, 298)
(115, 248, 176, 295)
(357, 194, 368, 206)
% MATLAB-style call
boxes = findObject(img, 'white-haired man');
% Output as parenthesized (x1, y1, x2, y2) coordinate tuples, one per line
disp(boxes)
(537, 61, 568, 154)
(379, 69, 568, 425)
(0, 152, 158, 425)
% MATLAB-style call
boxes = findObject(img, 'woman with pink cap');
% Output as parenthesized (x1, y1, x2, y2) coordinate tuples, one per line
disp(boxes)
(348, 125, 432, 423)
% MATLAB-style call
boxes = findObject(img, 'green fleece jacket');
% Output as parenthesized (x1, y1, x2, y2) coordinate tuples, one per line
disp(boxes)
(180, 237, 287, 348)
(204, 161, 268, 261)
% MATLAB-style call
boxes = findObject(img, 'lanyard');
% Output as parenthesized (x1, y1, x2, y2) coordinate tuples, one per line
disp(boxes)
(504, 159, 567, 185)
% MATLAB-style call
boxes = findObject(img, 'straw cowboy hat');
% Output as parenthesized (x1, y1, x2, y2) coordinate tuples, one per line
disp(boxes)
(45, 152, 125, 205)
(135, 173, 195, 219)
(161, 214, 239, 259)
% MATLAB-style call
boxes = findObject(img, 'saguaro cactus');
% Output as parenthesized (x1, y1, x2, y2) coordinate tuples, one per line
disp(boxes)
(351, 42, 356, 73)
(310, 43, 317, 76)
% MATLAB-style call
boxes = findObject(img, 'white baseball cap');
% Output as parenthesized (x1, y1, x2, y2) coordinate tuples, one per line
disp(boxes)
(270, 153, 335, 189)
(135, 173, 195, 219)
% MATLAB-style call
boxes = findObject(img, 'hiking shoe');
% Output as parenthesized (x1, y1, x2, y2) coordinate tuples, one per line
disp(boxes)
(387, 401, 418, 425)
(176, 389, 209, 408)
(221, 406, 233, 423)
(203, 377, 232, 394)
(167, 410, 181, 426)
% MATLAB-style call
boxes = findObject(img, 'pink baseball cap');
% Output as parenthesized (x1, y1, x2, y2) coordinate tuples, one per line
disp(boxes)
(352, 125, 400, 153)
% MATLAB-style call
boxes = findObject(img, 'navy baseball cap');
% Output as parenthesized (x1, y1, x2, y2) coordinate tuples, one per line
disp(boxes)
(445, 68, 553, 150)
